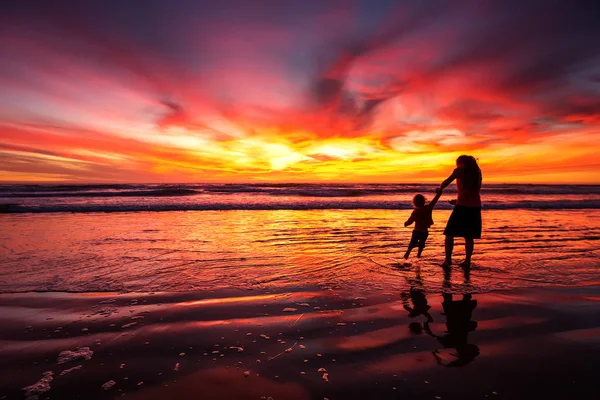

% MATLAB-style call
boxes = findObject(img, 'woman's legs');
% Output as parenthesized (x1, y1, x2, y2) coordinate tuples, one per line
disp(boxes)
(444, 236, 475, 268)
(464, 238, 474, 266)
(443, 235, 454, 267)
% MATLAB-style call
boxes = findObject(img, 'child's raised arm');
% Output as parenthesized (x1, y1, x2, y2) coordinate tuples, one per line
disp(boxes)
(429, 188, 443, 208)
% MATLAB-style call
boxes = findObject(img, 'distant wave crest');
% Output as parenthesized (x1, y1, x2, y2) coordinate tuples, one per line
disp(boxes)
(0, 188, 199, 198)
(2, 183, 600, 198)
(2, 200, 600, 213)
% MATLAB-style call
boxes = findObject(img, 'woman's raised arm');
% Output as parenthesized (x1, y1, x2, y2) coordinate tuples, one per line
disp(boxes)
(439, 167, 461, 190)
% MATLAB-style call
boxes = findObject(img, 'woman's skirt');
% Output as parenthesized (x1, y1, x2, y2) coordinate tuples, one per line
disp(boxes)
(443, 205, 482, 239)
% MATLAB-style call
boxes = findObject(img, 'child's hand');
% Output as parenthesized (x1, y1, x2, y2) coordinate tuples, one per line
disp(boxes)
(448, 199, 457, 205)
(404, 221, 409, 227)
(435, 187, 443, 194)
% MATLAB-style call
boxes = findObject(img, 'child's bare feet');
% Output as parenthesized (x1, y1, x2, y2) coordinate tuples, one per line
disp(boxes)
(459, 260, 471, 269)
(403, 252, 409, 260)
(441, 259, 452, 268)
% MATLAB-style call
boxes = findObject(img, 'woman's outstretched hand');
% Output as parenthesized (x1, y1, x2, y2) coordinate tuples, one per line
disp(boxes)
(435, 187, 443, 194)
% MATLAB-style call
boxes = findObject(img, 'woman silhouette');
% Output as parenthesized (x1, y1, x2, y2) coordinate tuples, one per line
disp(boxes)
(438, 155, 482, 268)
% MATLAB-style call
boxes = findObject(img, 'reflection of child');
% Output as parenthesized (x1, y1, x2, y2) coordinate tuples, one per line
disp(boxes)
(402, 287, 433, 326)
(404, 188, 443, 259)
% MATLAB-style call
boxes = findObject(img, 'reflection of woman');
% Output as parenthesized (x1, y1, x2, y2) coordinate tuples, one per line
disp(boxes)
(438, 155, 482, 268)
(425, 293, 479, 367)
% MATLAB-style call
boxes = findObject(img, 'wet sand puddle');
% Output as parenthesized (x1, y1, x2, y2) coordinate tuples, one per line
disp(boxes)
(1, 283, 600, 399)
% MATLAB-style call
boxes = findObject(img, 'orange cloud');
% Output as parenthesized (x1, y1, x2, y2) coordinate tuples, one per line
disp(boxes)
(0, 1, 599, 183)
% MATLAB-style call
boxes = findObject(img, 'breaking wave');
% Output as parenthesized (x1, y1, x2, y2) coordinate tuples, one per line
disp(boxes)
(2, 199, 600, 213)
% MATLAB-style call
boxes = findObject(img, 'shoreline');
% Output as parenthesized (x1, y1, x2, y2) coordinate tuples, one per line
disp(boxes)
(1, 284, 599, 399)
(2, 276, 600, 295)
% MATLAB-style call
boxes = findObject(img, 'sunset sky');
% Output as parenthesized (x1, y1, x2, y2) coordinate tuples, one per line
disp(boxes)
(1, 0, 599, 184)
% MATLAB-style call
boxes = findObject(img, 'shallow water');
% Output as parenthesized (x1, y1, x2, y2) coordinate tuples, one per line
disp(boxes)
(1, 209, 598, 294)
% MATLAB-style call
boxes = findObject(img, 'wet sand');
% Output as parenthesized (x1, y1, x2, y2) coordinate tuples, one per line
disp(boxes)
(1, 282, 599, 400)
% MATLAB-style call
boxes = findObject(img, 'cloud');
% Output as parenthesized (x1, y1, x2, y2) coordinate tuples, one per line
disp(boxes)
(0, 0, 599, 182)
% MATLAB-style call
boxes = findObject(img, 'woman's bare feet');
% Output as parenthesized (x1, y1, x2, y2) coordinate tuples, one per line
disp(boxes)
(441, 259, 452, 268)
(459, 260, 471, 269)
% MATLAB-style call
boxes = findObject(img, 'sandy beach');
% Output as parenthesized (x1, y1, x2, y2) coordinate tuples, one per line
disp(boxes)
(1, 281, 599, 400)
(1, 200, 599, 399)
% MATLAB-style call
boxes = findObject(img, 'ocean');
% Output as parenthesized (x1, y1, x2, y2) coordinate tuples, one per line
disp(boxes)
(1, 183, 599, 294)
(1, 183, 600, 212)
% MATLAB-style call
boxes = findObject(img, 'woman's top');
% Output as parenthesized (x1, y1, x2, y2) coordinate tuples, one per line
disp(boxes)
(455, 167, 482, 207)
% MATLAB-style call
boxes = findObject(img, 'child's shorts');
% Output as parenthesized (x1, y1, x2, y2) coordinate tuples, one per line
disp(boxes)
(409, 230, 429, 248)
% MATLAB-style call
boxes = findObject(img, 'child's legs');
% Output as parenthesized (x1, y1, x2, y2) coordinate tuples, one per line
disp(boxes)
(416, 232, 429, 257)
(405, 231, 420, 258)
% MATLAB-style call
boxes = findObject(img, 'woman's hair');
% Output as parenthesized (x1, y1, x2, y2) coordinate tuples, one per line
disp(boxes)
(412, 194, 426, 207)
(456, 155, 481, 191)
